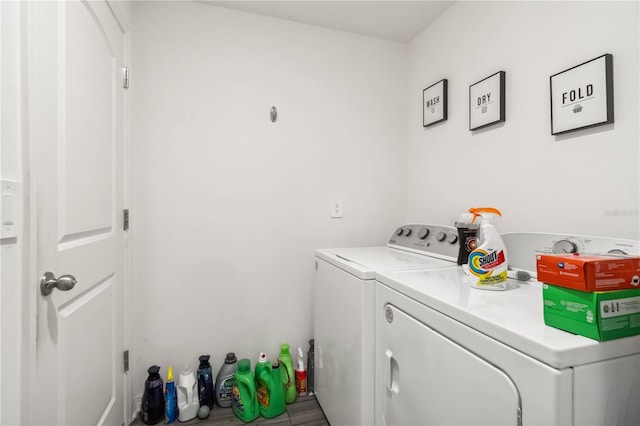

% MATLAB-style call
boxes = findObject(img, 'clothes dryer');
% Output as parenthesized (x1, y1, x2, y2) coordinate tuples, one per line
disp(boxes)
(314, 224, 460, 426)
(375, 233, 640, 426)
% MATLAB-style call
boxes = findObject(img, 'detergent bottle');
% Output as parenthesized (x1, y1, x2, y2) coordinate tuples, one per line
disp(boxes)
(141, 365, 165, 425)
(255, 353, 286, 418)
(232, 359, 260, 422)
(215, 352, 238, 408)
(278, 344, 297, 404)
(164, 366, 178, 424)
(270, 362, 287, 414)
(177, 365, 199, 422)
(467, 207, 508, 290)
(197, 355, 215, 409)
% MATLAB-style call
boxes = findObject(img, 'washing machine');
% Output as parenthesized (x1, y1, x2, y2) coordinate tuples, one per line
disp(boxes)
(314, 224, 460, 426)
(375, 232, 640, 426)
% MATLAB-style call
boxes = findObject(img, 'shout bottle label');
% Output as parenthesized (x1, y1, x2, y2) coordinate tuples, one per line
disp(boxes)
(468, 249, 508, 286)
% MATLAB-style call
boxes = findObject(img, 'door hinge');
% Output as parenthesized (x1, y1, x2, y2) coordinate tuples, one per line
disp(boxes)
(123, 209, 129, 231)
(123, 67, 130, 89)
(124, 350, 129, 372)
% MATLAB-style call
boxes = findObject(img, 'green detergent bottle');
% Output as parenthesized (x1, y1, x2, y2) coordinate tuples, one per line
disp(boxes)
(278, 344, 297, 404)
(232, 359, 259, 423)
(255, 353, 286, 419)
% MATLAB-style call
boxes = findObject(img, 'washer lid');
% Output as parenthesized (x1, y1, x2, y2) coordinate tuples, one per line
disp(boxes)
(376, 266, 640, 369)
(316, 247, 452, 280)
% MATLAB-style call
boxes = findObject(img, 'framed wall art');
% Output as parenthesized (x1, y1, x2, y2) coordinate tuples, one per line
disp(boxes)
(469, 71, 505, 131)
(550, 54, 613, 135)
(423, 79, 448, 127)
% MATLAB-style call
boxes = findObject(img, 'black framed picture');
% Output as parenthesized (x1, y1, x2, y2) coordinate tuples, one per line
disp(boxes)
(550, 54, 614, 135)
(469, 71, 505, 131)
(422, 79, 447, 127)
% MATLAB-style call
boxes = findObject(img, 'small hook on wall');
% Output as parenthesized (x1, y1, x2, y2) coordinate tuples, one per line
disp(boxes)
(270, 106, 277, 123)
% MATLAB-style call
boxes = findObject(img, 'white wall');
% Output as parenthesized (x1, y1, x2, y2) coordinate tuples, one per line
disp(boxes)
(131, 0, 639, 412)
(130, 1, 407, 398)
(406, 1, 639, 239)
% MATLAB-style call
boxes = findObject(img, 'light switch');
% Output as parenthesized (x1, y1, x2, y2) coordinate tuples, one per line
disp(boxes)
(331, 199, 343, 218)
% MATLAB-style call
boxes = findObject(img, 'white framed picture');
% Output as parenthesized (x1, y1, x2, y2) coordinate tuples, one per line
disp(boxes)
(550, 54, 614, 135)
(423, 79, 448, 127)
(469, 71, 505, 131)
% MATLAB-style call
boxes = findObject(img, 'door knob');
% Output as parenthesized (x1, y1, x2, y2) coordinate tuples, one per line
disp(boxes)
(40, 271, 77, 296)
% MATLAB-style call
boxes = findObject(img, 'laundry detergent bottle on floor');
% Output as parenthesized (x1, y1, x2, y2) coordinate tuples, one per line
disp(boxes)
(255, 353, 286, 418)
(215, 352, 238, 408)
(164, 366, 178, 424)
(197, 355, 215, 409)
(232, 359, 259, 423)
(467, 207, 508, 290)
(177, 365, 199, 422)
(278, 343, 297, 404)
(141, 365, 165, 425)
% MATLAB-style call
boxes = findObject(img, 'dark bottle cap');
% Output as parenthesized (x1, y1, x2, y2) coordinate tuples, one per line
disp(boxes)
(147, 365, 161, 379)
(199, 354, 211, 367)
(309, 339, 314, 349)
(225, 352, 237, 364)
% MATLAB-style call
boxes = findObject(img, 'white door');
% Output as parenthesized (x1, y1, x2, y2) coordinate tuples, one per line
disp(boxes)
(378, 303, 521, 426)
(28, 1, 126, 424)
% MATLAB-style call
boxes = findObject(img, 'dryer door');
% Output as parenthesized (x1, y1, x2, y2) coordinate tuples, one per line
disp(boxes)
(379, 303, 521, 426)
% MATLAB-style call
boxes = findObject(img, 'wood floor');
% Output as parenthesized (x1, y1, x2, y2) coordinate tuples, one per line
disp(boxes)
(132, 394, 329, 426)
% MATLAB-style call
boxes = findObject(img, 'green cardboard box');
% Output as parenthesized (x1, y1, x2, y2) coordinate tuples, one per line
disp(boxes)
(542, 284, 640, 341)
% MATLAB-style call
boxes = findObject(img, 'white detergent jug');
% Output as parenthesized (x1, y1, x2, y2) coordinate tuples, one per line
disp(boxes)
(177, 365, 199, 422)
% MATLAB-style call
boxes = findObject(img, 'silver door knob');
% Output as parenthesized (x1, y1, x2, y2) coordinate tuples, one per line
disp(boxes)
(40, 271, 77, 296)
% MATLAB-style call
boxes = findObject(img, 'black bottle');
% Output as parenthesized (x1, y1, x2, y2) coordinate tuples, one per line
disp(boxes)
(456, 223, 478, 266)
(307, 339, 315, 393)
(141, 365, 165, 425)
(197, 354, 215, 408)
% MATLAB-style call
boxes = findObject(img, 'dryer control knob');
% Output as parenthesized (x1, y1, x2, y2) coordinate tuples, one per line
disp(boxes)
(552, 240, 578, 254)
(404, 228, 412, 237)
(418, 227, 430, 240)
(396, 228, 404, 236)
(436, 231, 446, 242)
(447, 234, 458, 244)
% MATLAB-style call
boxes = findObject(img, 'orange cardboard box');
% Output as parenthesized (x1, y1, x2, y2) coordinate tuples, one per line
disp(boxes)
(536, 254, 640, 292)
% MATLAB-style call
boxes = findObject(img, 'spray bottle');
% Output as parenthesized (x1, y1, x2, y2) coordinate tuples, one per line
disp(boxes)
(467, 207, 508, 291)
(295, 347, 307, 396)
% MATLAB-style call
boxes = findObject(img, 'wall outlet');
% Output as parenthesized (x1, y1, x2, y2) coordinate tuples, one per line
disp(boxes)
(331, 199, 343, 218)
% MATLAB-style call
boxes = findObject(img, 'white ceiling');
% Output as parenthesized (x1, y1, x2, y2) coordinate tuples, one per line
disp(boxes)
(202, 1, 455, 42)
